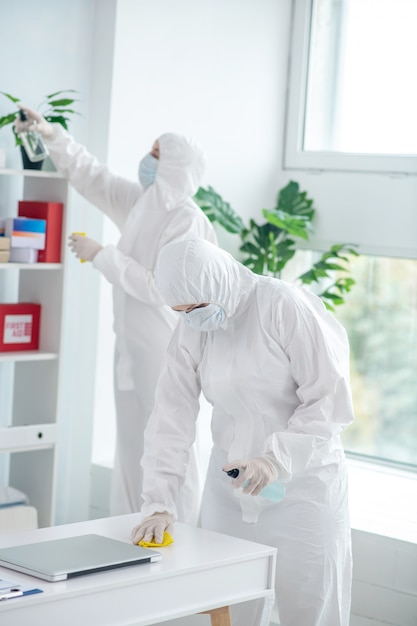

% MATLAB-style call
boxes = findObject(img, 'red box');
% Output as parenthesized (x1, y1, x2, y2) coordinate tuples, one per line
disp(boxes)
(0, 303, 41, 351)
(18, 201, 63, 263)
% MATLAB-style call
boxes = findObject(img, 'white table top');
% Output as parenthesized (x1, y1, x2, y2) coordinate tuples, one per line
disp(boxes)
(0, 514, 276, 625)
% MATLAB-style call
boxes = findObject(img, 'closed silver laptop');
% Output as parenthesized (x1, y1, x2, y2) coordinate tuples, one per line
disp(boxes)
(0, 534, 161, 582)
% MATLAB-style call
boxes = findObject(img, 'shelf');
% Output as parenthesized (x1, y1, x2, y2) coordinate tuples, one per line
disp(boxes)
(0, 163, 69, 527)
(0, 263, 62, 270)
(0, 351, 58, 363)
(0, 424, 58, 453)
(0, 168, 63, 179)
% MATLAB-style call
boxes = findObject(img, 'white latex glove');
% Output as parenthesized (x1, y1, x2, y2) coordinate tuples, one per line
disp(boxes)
(14, 105, 55, 139)
(223, 456, 278, 496)
(131, 512, 174, 545)
(68, 234, 103, 262)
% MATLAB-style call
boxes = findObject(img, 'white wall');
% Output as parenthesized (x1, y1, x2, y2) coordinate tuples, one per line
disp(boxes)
(351, 531, 417, 626)
(280, 169, 417, 260)
(0, 0, 94, 164)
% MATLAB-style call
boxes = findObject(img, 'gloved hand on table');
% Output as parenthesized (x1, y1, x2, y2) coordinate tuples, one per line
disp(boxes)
(13, 105, 55, 139)
(68, 234, 103, 263)
(223, 456, 278, 496)
(131, 512, 174, 545)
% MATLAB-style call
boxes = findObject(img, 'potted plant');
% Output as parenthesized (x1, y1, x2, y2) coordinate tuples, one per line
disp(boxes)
(0, 90, 79, 169)
(195, 181, 358, 311)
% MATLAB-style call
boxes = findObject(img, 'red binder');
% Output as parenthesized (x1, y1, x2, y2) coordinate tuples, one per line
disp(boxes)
(0, 303, 41, 352)
(18, 201, 63, 263)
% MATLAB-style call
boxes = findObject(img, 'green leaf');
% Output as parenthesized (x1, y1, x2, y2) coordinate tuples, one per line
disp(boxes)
(323, 292, 345, 302)
(240, 241, 262, 256)
(333, 277, 356, 293)
(275, 181, 315, 221)
(314, 261, 347, 272)
(194, 186, 245, 234)
(0, 91, 20, 104)
(320, 292, 345, 307)
(47, 98, 77, 108)
(298, 269, 317, 284)
(12, 126, 22, 146)
(49, 108, 79, 115)
(263, 209, 310, 240)
(342, 277, 356, 288)
(44, 115, 70, 129)
(0, 112, 18, 128)
(327, 243, 359, 257)
(46, 89, 78, 99)
(243, 256, 265, 275)
(239, 221, 292, 277)
(274, 239, 296, 272)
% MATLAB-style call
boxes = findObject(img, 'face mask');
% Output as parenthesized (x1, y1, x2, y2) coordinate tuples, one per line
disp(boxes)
(138, 153, 158, 188)
(179, 304, 226, 332)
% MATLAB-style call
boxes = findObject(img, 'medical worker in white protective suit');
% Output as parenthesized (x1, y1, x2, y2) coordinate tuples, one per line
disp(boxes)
(131, 238, 355, 626)
(15, 107, 217, 518)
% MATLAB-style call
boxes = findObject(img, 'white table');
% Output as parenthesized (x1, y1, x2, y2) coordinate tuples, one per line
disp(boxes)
(0, 513, 276, 625)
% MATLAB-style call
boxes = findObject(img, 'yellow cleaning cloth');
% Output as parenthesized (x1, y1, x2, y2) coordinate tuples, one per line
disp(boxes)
(138, 531, 174, 548)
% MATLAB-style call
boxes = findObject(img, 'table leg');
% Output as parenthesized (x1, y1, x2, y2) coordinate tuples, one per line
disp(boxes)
(200, 606, 232, 626)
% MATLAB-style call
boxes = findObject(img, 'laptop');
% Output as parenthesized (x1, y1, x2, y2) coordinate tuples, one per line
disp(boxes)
(0, 534, 162, 582)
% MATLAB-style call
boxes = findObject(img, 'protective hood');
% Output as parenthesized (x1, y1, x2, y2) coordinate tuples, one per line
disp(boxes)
(150, 133, 207, 210)
(156, 238, 256, 318)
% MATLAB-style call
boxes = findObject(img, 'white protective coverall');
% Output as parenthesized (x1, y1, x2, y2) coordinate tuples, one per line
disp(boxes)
(140, 238, 354, 626)
(44, 128, 217, 517)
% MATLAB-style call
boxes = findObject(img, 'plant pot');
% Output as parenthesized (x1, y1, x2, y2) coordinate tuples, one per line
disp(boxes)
(20, 146, 44, 171)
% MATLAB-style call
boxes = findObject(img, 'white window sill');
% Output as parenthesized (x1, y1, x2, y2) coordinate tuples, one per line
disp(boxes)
(347, 457, 417, 544)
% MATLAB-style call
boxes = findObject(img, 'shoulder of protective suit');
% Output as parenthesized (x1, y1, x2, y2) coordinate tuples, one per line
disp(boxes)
(255, 277, 316, 316)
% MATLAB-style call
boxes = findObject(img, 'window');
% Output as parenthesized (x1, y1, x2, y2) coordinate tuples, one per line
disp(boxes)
(334, 253, 417, 467)
(285, 249, 417, 467)
(285, 0, 417, 173)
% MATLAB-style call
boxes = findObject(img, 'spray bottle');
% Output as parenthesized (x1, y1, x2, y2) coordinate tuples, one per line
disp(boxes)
(17, 110, 49, 162)
(226, 468, 286, 503)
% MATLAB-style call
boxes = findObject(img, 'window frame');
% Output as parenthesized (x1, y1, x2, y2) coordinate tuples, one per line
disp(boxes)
(284, 0, 417, 175)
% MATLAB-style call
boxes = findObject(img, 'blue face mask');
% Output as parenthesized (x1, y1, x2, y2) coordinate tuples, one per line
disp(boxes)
(138, 153, 158, 188)
(179, 304, 226, 332)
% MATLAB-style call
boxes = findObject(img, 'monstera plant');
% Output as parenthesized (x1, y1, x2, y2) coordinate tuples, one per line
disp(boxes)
(195, 181, 358, 311)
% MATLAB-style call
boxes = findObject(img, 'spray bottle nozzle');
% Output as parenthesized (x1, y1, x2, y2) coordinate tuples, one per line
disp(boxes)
(226, 468, 240, 479)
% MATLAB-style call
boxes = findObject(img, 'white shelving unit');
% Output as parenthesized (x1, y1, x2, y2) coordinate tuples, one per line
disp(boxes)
(0, 167, 69, 528)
